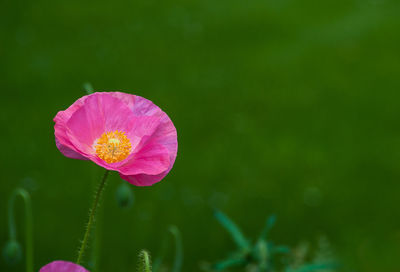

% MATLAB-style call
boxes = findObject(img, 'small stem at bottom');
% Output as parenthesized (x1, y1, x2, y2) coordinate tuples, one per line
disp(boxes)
(76, 169, 109, 265)
(8, 188, 33, 272)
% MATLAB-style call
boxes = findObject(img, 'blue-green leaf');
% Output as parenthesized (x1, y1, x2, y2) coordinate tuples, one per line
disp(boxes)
(214, 210, 250, 250)
(258, 215, 276, 241)
(213, 258, 247, 270)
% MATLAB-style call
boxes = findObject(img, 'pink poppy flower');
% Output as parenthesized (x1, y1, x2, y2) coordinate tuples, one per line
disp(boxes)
(40, 261, 89, 272)
(54, 92, 178, 186)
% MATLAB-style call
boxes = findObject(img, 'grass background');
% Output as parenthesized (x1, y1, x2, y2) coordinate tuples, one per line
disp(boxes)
(1, 0, 400, 271)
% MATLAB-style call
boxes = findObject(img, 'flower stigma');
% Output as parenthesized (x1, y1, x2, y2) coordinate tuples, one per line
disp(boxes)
(95, 130, 131, 163)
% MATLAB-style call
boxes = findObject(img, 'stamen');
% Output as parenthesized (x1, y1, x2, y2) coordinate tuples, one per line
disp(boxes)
(95, 130, 131, 163)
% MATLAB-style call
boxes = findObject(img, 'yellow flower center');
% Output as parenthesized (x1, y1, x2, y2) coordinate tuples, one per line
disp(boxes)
(95, 130, 132, 163)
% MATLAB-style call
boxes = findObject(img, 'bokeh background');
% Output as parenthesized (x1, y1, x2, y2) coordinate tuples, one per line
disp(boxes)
(1, 0, 400, 271)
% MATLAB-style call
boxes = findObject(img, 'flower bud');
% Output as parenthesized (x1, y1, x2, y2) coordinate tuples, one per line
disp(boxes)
(2, 240, 22, 266)
(115, 183, 134, 209)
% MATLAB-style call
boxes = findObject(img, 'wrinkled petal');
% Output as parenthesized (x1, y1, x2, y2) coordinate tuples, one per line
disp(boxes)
(40, 261, 89, 272)
(111, 92, 161, 116)
(65, 93, 137, 157)
(120, 171, 170, 186)
(119, 137, 177, 186)
(54, 94, 92, 160)
(110, 92, 178, 184)
(119, 143, 170, 175)
(55, 138, 87, 160)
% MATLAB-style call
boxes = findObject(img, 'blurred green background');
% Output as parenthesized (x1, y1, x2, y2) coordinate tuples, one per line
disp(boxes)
(1, 0, 400, 271)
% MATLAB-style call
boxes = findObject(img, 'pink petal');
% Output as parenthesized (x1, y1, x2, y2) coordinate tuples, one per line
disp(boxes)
(55, 138, 87, 160)
(40, 261, 89, 272)
(119, 136, 177, 186)
(111, 92, 161, 116)
(54, 94, 92, 160)
(120, 171, 170, 186)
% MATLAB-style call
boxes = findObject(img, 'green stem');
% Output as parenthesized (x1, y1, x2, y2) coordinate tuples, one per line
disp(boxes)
(76, 170, 109, 265)
(8, 188, 33, 272)
(169, 226, 183, 272)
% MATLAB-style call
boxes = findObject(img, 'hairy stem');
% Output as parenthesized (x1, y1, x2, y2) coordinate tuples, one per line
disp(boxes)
(138, 250, 152, 272)
(76, 170, 109, 265)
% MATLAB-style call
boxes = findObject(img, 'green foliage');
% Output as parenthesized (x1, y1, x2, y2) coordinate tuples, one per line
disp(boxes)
(211, 210, 339, 272)
(138, 250, 152, 272)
